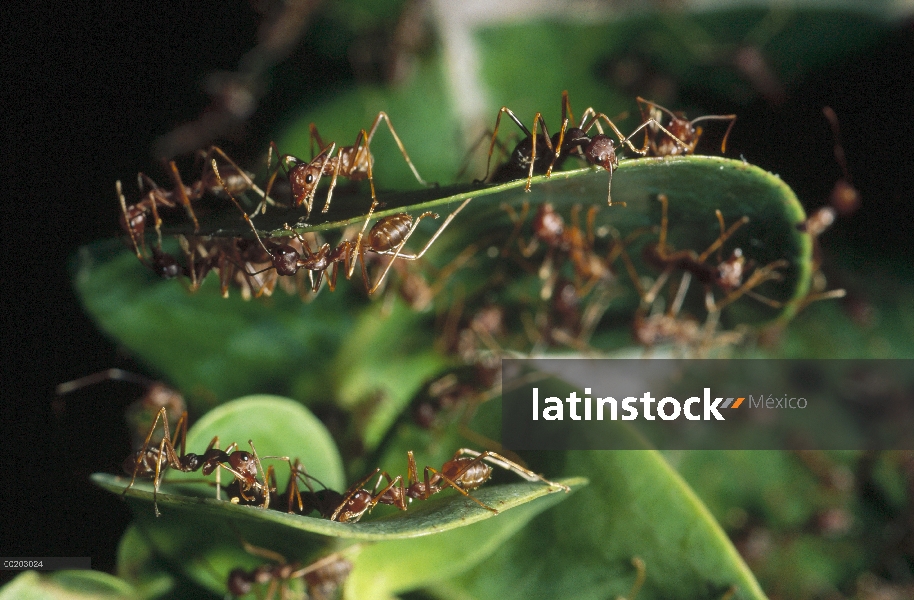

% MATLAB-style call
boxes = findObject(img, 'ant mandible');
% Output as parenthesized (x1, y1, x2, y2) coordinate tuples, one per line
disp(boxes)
(264, 112, 433, 218)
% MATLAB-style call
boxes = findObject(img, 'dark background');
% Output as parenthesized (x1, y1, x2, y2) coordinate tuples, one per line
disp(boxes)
(4, 0, 912, 585)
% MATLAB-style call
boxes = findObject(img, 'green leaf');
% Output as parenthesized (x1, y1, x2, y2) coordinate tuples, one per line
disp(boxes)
(0, 570, 138, 600)
(93, 395, 580, 597)
(345, 480, 583, 600)
(75, 157, 811, 412)
(93, 473, 581, 541)
(445, 450, 766, 600)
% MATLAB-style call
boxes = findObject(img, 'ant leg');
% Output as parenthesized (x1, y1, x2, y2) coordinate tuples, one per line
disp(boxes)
(619, 557, 647, 600)
(424, 465, 499, 513)
(212, 161, 282, 271)
(499, 201, 535, 257)
(698, 212, 750, 263)
(124, 407, 171, 494)
(264, 141, 298, 210)
(546, 91, 575, 177)
(369, 472, 406, 511)
(309, 123, 326, 160)
(458, 128, 510, 182)
(455, 449, 570, 491)
(203, 146, 275, 215)
(525, 112, 551, 191)
(713, 259, 788, 311)
(689, 115, 737, 153)
(136, 174, 169, 248)
(483, 107, 531, 183)
(166, 161, 200, 232)
(322, 131, 369, 213)
(366, 111, 434, 187)
(116, 181, 146, 259)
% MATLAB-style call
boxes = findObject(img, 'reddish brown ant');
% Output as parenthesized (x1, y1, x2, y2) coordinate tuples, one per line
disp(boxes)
(636, 97, 737, 156)
(124, 407, 280, 516)
(481, 92, 689, 205)
(116, 180, 184, 279)
(264, 112, 432, 218)
(227, 542, 353, 600)
(821, 106, 860, 216)
(332, 449, 569, 521)
(218, 159, 471, 296)
(640, 194, 787, 313)
(130, 146, 265, 235)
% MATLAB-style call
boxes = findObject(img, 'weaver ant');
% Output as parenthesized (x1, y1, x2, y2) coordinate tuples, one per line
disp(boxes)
(227, 542, 353, 600)
(640, 194, 787, 313)
(822, 106, 860, 216)
(332, 449, 569, 521)
(116, 180, 184, 279)
(264, 112, 432, 218)
(481, 92, 689, 205)
(218, 159, 471, 296)
(636, 97, 737, 156)
(124, 407, 279, 516)
(127, 146, 265, 236)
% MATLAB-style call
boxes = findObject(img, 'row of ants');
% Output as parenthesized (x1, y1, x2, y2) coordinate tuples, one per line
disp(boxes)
(114, 93, 734, 300)
(122, 406, 569, 521)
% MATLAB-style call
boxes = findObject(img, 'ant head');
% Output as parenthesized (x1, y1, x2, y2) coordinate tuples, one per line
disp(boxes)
(269, 243, 301, 276)
(229, 451, 258, 480)
(288, 161, 323, 207)
(151, 248, 181, 279)
(585, 135, 618, 170)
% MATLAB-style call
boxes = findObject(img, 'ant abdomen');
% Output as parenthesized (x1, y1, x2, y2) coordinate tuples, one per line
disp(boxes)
(442, 458, 492, 490)
(368, 214, 415, 252)
(123, 448, 160, 477)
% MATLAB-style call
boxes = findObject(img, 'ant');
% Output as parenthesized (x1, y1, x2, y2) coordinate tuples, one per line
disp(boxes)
(123, 407, 279, 516)
(217, 159, 472, 296)
(635, 97, 737, 156)
(506, 202, 615, 297)
(821, 106, 860, 217)
(640, 194, 787, 313)
(796, 107, 861, 239)
(127, 146, 265, 237)
(332, 448, 570, 520)
(116, 180, 184, 279)
(481, 92, 690, 205)
(227, 542, 353, 600)
(264, 112, 432, 218)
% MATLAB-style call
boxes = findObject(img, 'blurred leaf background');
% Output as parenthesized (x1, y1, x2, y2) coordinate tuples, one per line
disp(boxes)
(5, 0, 912, 598)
